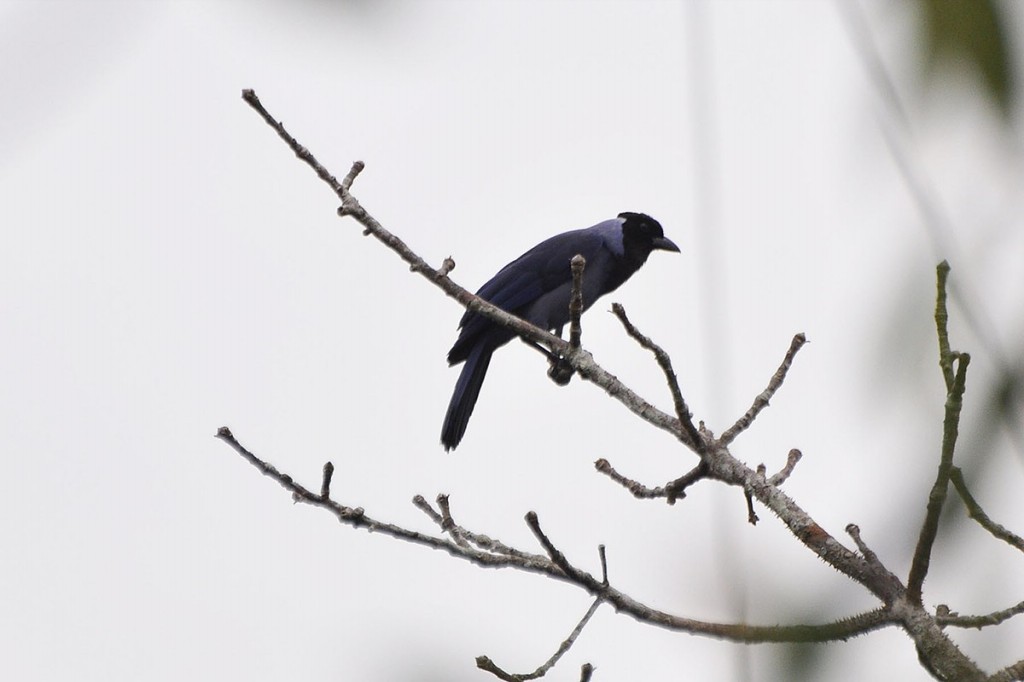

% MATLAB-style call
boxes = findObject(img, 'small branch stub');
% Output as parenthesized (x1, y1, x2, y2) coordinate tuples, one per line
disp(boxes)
(439, 256, 456, 277)
(768, 449, 803, 486)
(321, 461, 335, 499)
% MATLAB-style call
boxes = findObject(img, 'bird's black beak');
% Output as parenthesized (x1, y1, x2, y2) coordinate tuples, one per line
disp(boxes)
(652, 236, 680, 253)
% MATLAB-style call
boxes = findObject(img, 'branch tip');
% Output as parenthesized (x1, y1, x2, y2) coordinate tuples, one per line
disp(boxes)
(320, 461, 335, 499)
(439, 256, 456, 277)
(745, 490, 759, 525)
(768, 449, 803, 486)
(594, 458, 666, 499)
(341, 160, 365, 193)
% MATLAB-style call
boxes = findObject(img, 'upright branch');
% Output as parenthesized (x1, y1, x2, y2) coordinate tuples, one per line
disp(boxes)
(934, 261, 955, 391)
(546, 254, 586, 386)
(568, 255, 585, 350)
(906, 262, 971, 604)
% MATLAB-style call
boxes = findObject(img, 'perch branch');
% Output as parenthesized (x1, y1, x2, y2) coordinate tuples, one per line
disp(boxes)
(241, 88, 688, 448)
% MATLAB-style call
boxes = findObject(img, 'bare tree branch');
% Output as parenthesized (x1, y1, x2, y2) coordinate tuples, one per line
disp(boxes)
(939, 600, 1024, 629)
(950, 467, 1024, 553)
(719, 333, 807, 446)
(593, 458, 666, 499)
(907, 262, 972, 605)
(846, 524, 885, 573)
(216, 426, 898, 644)
(476, 599, 600, 681)
(935, 260, 956, 390)
(234, 91, 1013, 680)
(241, 89, 689, 448)
(569, 255, 585, 350)
(319, 461, 334, 499)
(767, 448, 803, 486)
(610, 302, 701, 451)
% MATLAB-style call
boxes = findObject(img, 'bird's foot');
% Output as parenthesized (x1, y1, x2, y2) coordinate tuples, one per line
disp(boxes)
(547, 355, 575, 386)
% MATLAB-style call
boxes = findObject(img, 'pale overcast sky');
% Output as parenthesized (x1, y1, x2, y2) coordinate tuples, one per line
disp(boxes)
(2, 1, 1023, 680)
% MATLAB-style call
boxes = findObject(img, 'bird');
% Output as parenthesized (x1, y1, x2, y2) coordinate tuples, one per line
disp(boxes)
(441, 212, 679, 451)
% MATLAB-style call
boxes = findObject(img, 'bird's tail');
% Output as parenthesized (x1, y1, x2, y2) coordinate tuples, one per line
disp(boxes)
(441, 344, 493, 451)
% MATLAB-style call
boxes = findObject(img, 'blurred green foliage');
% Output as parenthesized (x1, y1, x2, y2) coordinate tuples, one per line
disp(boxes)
(918, 0, 1015, 119)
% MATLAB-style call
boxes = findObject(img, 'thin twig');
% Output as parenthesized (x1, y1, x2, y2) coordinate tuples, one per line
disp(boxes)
(593, 459, 666, 499)
(846, 524, 884, 571)
(950, 467, 1024, 553)
(935, 260, 955, 391)
(610, 302, 702, 451)
(436, 494, 471, 548)
(569, 255, 585, 349)
(744, 490, 759, 525)
(217, 427, 554, 575)
(412, 494, 443, 524)
(320, 461, 334, 499)
(242, 89, 344, 195)
(476, 599, 602, 681)
(938, 599, 1024, 629)
(720, 333, 807, 446)
(907, 264, 971, 605)
(413, 494, 544, 561)
(220, 426, 903, 643)
(525, 512, 602, 588)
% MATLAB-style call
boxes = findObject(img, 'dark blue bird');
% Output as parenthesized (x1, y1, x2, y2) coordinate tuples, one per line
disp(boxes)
(441, 212, 679, 451)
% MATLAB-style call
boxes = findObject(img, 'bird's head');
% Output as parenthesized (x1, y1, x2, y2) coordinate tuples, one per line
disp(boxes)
(618, 212, 680, 255)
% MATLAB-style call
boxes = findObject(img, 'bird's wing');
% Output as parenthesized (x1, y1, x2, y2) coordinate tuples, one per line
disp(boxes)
(448, 227, 610, 361)
(466, 228, 606, 319)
